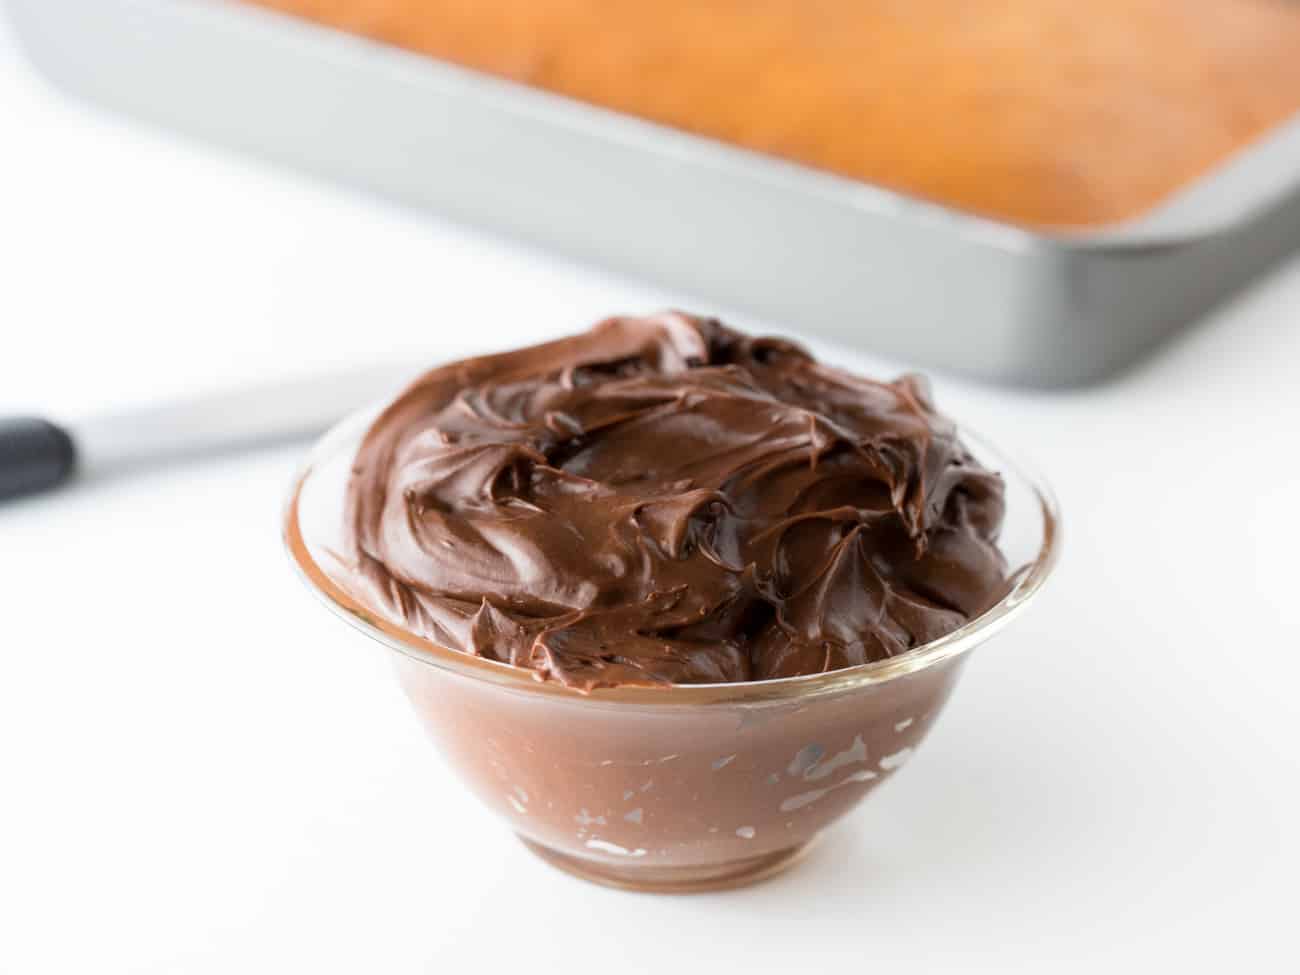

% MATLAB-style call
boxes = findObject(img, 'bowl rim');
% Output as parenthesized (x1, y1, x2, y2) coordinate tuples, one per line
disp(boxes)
(283, 406, 1061, 708)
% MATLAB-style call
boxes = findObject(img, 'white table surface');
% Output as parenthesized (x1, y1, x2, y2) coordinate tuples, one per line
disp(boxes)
(2, 14, 1299, 974)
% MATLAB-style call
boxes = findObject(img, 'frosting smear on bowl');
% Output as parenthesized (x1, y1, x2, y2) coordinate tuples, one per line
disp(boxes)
(345, 313, 1007, 688)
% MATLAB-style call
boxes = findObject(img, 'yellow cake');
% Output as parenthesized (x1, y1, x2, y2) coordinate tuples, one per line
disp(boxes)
(243, 0, 1300, 227)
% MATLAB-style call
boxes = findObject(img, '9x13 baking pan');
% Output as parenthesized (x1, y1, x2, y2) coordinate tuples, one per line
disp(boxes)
(9, 0, 1300, 386)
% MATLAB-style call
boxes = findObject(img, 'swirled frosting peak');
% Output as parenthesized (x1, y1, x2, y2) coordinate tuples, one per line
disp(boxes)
(344, 313, 1008, 688)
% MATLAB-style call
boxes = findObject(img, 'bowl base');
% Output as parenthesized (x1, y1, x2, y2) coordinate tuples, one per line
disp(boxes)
(518, 836, 813, 893)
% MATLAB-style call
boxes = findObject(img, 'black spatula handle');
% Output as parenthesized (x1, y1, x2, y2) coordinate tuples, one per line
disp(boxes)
(0, 417, 76, 501)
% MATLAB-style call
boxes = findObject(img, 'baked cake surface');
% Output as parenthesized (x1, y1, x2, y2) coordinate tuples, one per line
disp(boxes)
(244, 0, 1300, 226)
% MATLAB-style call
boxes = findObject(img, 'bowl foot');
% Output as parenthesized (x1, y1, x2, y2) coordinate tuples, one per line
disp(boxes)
(518, 836, 813, 893)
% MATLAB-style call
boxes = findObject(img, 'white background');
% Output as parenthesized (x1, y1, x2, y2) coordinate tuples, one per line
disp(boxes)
(2, 12, 1299, 973)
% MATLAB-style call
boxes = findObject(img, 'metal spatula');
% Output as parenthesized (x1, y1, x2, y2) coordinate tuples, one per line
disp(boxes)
(0, 363, 414, 502)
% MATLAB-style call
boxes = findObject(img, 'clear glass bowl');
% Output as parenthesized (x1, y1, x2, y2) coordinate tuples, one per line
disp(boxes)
(283, 406, 1060, 893)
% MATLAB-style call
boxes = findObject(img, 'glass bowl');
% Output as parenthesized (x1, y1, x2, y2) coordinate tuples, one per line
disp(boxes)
(283, 406, 1060, 893)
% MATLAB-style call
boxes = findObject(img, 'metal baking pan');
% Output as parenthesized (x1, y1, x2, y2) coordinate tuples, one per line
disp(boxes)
(9, 0, 1300, 386)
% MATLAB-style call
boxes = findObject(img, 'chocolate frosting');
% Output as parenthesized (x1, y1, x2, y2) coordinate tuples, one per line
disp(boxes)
(344, 313, 1008, 689)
